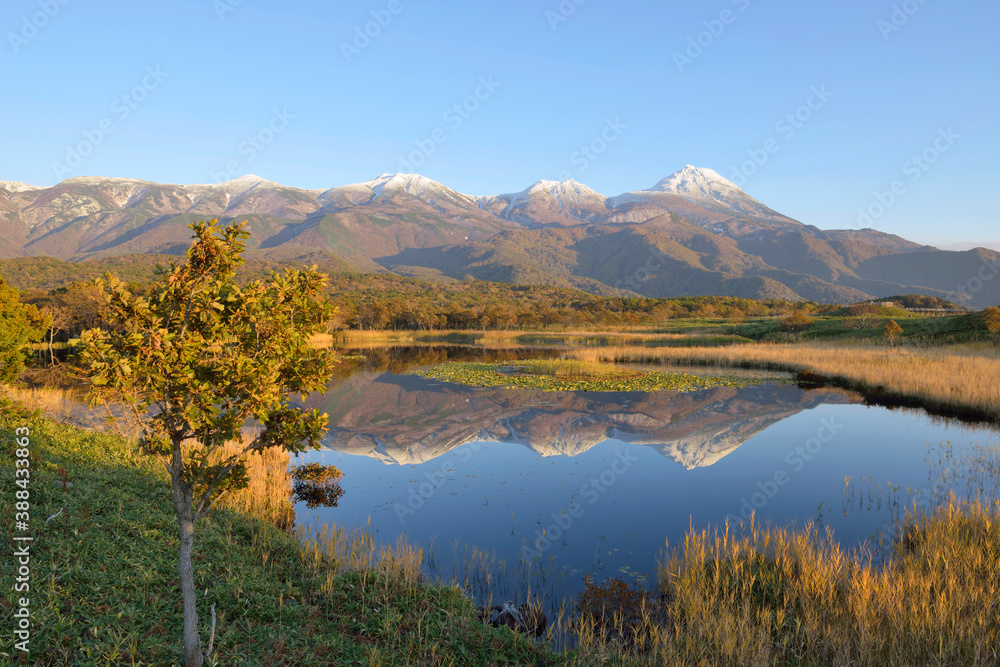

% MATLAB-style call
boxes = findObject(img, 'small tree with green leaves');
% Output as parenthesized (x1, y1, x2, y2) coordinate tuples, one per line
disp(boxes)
(884, 319, 904, 348)
(0, 276, 48, 383)
(982, 307, 1000, 348)
(78, 220, 337, 667)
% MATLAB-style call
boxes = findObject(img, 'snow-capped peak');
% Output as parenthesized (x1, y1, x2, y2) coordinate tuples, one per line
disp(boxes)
(630, 165, 788, 221)
(646, 165, 740, 195)
(201, 174, 276, 198)
(528, 179, 562, 192)
(484, 178, 609, 221)
(212, 174, 272, 188)
(186, 174, 273, 192)
(0, 180, 42, 193)
(503, 179, 606, 200)
(364, 173, 451, 199)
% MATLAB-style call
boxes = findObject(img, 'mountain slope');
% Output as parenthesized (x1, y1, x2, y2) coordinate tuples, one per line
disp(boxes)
(380, 217, 876, 303)
(2, 169, 992, 306)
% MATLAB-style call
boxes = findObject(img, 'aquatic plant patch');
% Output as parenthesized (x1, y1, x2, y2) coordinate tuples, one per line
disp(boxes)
(409, 360, 791, 392)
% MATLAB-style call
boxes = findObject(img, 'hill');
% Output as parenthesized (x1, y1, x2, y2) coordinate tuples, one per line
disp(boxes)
(3, 169, 997, 307)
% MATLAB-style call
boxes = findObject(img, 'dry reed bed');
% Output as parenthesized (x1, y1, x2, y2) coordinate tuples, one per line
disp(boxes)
(564, 343, 1000, 419)
(594, 499, 1000, 666)
(2, 384, 87, 421)
(298, 523, 423, 584)
(206, 437, 297, 529)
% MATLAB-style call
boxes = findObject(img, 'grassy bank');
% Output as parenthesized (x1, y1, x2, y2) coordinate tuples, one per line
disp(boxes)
(0, 411, 561, 665)
(563, 342, 1000, 421)
(734, 310, 989, 345)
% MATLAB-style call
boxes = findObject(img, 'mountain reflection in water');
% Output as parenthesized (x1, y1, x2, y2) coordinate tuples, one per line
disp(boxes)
(308, 370, 858, 468)
(295, 350, 999, 608)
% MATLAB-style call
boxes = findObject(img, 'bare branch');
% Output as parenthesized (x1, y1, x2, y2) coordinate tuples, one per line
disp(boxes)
(202, 604, 216, 659)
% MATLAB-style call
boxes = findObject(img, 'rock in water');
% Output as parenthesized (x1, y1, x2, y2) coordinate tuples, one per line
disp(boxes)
(478, 602, 547, 637)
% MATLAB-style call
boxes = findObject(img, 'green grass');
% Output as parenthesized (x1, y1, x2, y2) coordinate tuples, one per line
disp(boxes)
(0, 409, 566, 666)
(734, 312, 991, 345)
(644, 334, 755, 347)
(393, 312, 989, 349)
(408, 359, 791, 392)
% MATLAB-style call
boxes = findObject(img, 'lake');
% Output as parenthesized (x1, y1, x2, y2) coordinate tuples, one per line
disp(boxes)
(294, 346, 1000, 609)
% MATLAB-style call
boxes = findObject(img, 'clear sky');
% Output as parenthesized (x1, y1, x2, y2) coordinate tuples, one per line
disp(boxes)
(3, 0, 998, 248)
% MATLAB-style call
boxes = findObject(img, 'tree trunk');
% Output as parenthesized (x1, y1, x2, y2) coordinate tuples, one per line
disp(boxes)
(173, 478, 203, 667)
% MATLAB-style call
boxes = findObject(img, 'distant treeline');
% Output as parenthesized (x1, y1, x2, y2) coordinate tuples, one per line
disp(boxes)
(12, 276, 831, 338)
(879, 294, 961, 310)
(3, 253, 962, 337)
(0, 254, 173, 290)
(0, 252, 351, 291)
(323, 274, 832, 330)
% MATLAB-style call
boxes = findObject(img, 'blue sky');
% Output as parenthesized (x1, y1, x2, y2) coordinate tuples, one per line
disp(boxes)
(3, 0, 998, 247)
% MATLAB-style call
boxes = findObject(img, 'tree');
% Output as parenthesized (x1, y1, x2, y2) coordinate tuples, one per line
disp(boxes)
(983, 307, 1000, 348)
(41, 304, 73, 366)
(884, 319, 904, 348)
(0, 277, 48, 382)
(650, 302, 674, 325)
(53, 281, 107, 338)
(780, 311, 813, 341)
(845, 304, 880, 339)
(357, 300, 390, 329)
(78, 220, 337, 667)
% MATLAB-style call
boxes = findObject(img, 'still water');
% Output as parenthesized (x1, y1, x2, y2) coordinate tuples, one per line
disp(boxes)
(295, 347, 1000, 604)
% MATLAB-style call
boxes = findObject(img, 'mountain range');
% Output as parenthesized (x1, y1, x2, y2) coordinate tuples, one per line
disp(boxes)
(2, 167, 997, 307)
